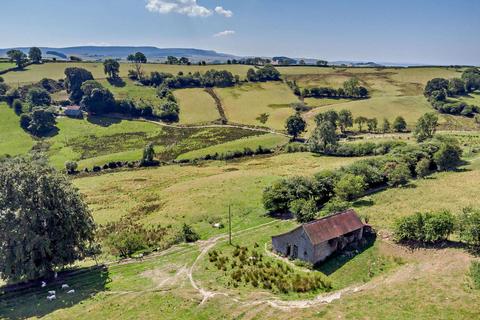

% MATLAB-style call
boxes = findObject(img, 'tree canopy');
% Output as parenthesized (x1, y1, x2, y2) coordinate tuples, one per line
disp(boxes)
(64, 67, 94, 102)
(7, 49, 28, 68)
(0, 158, 95, 281)
(28, 47, 42, 64)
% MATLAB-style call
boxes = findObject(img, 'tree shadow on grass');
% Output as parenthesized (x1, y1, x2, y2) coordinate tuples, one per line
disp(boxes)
(107, 77, 126, 88)
(315, 233, 377, 276)
(87, 115, 121, 127)
(0, 265, 110, 320)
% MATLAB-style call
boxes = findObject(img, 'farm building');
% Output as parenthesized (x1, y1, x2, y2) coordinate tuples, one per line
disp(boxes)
(271, 209, 367, 265)
(64, 105, 82, 118)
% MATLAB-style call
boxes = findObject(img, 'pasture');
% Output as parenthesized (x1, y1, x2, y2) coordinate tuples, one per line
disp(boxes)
(74, 153, 361, 231)
(0, 62, 15, 72)
(215, 82, 299, 130)
(173, 88, 220, 124)
(0, 103, 35, 156)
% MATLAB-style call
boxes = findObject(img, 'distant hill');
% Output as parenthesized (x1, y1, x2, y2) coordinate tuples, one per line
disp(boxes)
(0, 46, 238, 62)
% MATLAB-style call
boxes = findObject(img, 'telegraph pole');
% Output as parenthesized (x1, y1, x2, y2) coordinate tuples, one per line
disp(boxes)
(228, 204, 232, 245)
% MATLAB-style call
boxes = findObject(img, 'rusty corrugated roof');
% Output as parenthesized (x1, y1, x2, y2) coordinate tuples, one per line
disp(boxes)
(302, 209, 364, 245)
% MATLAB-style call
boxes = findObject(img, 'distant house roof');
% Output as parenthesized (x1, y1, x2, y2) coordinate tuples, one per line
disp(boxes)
(272, 209, 365, 245)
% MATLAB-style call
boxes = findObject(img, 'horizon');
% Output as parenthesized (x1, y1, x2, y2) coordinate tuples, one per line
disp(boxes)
(1, 0, 480, 65)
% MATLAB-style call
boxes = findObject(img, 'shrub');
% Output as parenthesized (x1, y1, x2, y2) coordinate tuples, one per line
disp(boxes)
(393, 211, 455, 243)
(289, 198, 318, 223)
(384, 162, 411, 187)
(457, 208, 480, 249)
(433, 142, 462, 171)
(12, 99, 23, 114)
(415, 158, 431, 178)
(65, 161, 78, 174)
(321, 197, 350, 216)
(334, 173, 366, 201)
(182, 223, 200, 243)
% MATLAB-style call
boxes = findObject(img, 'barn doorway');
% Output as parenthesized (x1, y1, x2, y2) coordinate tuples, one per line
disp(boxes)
(286, 244, 291, 257)
(292, 245, 298, 259)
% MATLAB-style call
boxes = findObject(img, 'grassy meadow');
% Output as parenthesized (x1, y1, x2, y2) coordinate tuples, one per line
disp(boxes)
(0, 62, 15, 72)
(215, 81, 299, 130)
(173, 88, 220, 124)
(0, 103, 35, 156)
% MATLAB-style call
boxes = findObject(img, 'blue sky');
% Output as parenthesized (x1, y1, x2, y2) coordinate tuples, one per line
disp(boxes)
(1, 0, 480, 65)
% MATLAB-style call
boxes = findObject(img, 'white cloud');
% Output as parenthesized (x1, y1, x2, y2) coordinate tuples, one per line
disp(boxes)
(214, 6, 233, 18)
(146, 0, 212, 17)
(213, 30, 235, 37)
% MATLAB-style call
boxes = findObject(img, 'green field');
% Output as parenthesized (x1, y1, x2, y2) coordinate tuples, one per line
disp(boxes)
(0, 103, 35, 156)
(0, 62, 15, 72)
(215, 82, 299, 130)
(74, 153, 361, 230)
(174, 88, 220, 124)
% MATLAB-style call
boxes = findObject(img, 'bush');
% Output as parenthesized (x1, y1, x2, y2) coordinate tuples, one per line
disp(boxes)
(415, 158, 431, 178)
(457, 208, 480, 249)
(12, 99, 23, 114)
(289, 198, 318, 223)
(384, 162, 411, 187)
(393, 211, 455, 243)
(182, 223, 200, 243)
(334, 173, 366, 201)
(321, 197, 350, 216)
(65, 161, 78, 174)
(433, 142, 462, 171)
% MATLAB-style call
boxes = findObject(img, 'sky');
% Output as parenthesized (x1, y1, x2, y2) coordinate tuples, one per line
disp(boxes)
(1, 0, 480, 65)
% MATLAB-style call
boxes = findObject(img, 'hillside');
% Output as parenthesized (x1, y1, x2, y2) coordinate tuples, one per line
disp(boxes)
(1, 61, 480, 320)
(0, 46, 238, 62)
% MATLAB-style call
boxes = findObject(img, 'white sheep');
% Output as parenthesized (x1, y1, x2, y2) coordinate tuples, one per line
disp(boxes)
(67, 289, 75, 294)
(46, 295, 56, 301)
(48, 290, 56, 295)
(41, 281, 47, 288)
(62, 284, 69, 289)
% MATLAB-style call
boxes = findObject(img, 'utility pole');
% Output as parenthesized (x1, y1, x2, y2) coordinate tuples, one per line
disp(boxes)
(228, 204, 232, 245)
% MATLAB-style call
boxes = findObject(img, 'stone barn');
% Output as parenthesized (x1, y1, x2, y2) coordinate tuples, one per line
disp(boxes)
(271, 209, 366, 265)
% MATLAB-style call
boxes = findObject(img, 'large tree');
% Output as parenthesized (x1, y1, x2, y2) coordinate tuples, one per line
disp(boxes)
(0, 158, 95, 281)
(103, 59, 120, 79)
(338, 109, 353, 133)
(285, 113, 306, 140)
(7, 49, 28, 68)
(414, 112, 438, 142)
(308, 120, 338, 153)
(28, 47, 42, 64)
(64, 67, 94, 102)
(127, 52, 147, 78)
(392, 116, 407, 132)
(80, 82, 115, 114)
(26, 87, 51, 107)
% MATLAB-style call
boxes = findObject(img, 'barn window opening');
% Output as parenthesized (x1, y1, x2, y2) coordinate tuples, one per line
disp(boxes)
(292, 245, 298, 258)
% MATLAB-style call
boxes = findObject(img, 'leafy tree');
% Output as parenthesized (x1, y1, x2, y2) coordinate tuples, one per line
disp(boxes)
(354, 116, 368, 132)
(433, 141, 462, 171)
(367, 118, 378, 132)
(415, 158, 431, 178)
(343, 77, 360, 97)
(394, 211, 454, 243)
(334, 173, 365, 201)
(28, 47, 42, 63)
(384, 162, 411, 187)
(182, 224, 200, 243)
(424, 78, 449, 97)
(128, 52, 147, 77)
(289, 198, 317, 223)
(26, 87, 51, 106)
(157, 101, 180, 122)
(103, 59, 120, 79)
(414, 113, 438, 142)
(7, 49, 28, 68)
(338, 109, 353, 133)
(308, 120, 338, 153)
(382, 118, 391, 133)
(65, 161, 78, 174)
(392, 116, 407, 132)
(461, 68, 480, 92)
(316, 60, 328, 66)
(24, 108, 56, 136)
(285, 113, 306, 140)
(315, 110, 339, 128)
(166, 56, 179, 65)
(321, 197, 350, 216)
(447, 78, 466, 96)
(64, 67, 94, 102)
(80, 83, 115, 114)
(0, 158, 95, 281)
(0, 82, 9, 95)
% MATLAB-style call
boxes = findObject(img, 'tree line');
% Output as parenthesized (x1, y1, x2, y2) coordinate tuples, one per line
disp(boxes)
(263, 135, 462, 223)
(287, 77, 369, 100)
(424, 68, 480, 117)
